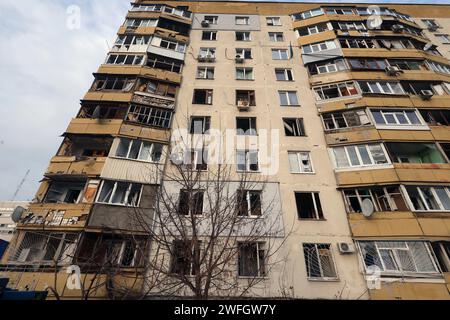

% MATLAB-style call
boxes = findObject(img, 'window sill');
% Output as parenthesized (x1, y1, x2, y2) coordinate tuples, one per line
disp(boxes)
(298, 218, 326, 221)
(111, 156, 161, 165)
(335, 164, 394, 172)
(236, 79, 255, 81)
(290, 172, 315, 175)
(195, 78, 215, 80)
(280, 104, 301, 107)
(95, 202, 139, 208)
(307, 277, 340, 282)
(238, 276, 269, 280)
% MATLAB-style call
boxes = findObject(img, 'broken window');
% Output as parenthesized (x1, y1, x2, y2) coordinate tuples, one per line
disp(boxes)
(156, 17, 190, 36)
(358, 241, 439, 275)
(440, 143, 450, 160)
(295, 192, 323, 219)
(170, 240, 200, 275)
(124, 18, 158, 27)
(236, 150, 259, 172)
(196, 67, 214, 79)
(235, 48, 252, 59)
(343, 186, 409, 213)
(283, 118, 305, 136)
(203, 15, 218, 25)
(9, 232, 78, 265)
(272, 49, 289, 60)
(92, 75, 136, 92)
(238, 242, 266, 277)
(385, 142, 446, 164)
(155, 37, 186, 53)
(236, 90, 256, 107)
(183, 149, 208, 171)
(193, 89, 213, 104)
(292, 8, 324, 21)
(190, 116, 211, 134)
(105, 54, 144, 66)
(236, 117, 257, 135)
(237, 190, 262, 217)
(348, 58, 387, 71)
(288, 151, 313, 173)
(44, 180, 86, 204)
(426, 60, 450, 74)
(419, 109, 450, 126)
(235, 31, 251, 41)
(401, 81, 449, 96)
(297, 23, 330, 36)
(339, 38, 377, 49)
(338, 21, 366, 31)
(236, 67, 253, 80)
(431, 241, 450, 272)
(332, 144, 389, 168)
(137, 79, 177, 98)
(78, 104, 127, 120)
(113, 35, 151, 51)
(313, 81, 359, 101)
(405, 186, 450, 211)
(57, 135, 112, 158)
(115, 138, 163, 162)
(388, 59, 425, 71)
(178, 190, 204, 215)
(371, 109, 423, 126)
(147, 53, 183, 73)
(198, 47, 216, 59)
(303, 243, 337, 279)
(322, 109, 370, 130)
(202, 31, 217, 41)
(96, 180, 142, 206)
(126, 105, 173, 128)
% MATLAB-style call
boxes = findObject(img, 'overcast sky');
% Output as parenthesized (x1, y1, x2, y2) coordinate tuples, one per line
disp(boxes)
(0, 0, 449, 201)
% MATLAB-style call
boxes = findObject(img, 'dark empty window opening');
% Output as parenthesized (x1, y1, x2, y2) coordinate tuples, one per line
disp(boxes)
(386, 142, 447, 164)
(295, 192, 324, 220)
(236, 90, 256, 106)
(178, 190, 204, 216)
(193, 89, 213, 104)
(236, 117, 257, 135)
(283, 118, 305, 136)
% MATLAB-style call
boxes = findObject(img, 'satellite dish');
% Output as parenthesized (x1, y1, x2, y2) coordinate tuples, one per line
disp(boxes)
(11, 206, 26, 223)
(423, 42, 433, 51)
(361, 199, 375, 218)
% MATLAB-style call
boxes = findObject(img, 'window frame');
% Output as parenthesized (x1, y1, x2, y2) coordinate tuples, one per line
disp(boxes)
(332, 143, 391, 169)
(303, 243, 338, 281)
(288, 151, 314, 173)
(275, 68, 294, 81)
(196, 66, 215, 80)
(95, 180, 143, 207)
(278, 91, 300, 106)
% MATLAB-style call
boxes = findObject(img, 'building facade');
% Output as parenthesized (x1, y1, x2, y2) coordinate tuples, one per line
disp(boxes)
(0, 1, 449, 300)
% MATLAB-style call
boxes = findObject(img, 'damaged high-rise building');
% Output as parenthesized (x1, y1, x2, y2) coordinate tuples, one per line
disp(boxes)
(1, 1, 450, 300)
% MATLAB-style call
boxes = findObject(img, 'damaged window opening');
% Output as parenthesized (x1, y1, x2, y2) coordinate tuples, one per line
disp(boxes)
(419, 109, 450, 126)
(44, 180, 86, 204)
(126, 105, 173, 128)
(237, 190, 262, 217)
(136, 78, 177, 98)
(178, 190, 204, 215)
(115, 138, 163, 163)
(113, 35, 151, 51)
(236, 48, 252, 59)
(386, 142, 447, 164)
(283, 118, 305, 136)
(124, 18, 158, 28)
(91, 75, 136, 92)
(193, 89, 213, 105)
(196, 67, 215, 79)
(238, 242, 266, 277)
(170, 240, 201, 275)
(9, 232, 78, 265)
(275, 68, 294, 81)
(147, 53, 183, 73)
(297, 23, 330, 36)
(313, 81, 359, 101)
(202, 31, 217, 41)
(236, 117, 257, 135)
(96, 180, 142, 207)
(322, 109, 370, 131)
(77, 104, 128, 120)
(405, 186, 450, 211)
(157, 17, 190, 36)
(57, 135, 113, 158)
(402, 81, 450, 96)
(343, 186, 409, 213)
(235, 31, 251, 41)
(105, 54, 145, 66)
(432, 241, 450, 272)
(182, 149, 209, 171)
(269, 32, 284, 42)
(295, 192, 323, 219)
(302, 40, 337, 54)
(288, 151, 313, 173)
(358, 241, 440, 276)
(308, 59, 348, 75)
(236, 90, 256, 106)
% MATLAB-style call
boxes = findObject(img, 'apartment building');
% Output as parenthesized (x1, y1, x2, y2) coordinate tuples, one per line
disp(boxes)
(0, 1, 449, 300)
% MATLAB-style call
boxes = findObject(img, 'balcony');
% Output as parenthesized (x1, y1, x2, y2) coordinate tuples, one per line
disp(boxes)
(45, 156, 105, 177)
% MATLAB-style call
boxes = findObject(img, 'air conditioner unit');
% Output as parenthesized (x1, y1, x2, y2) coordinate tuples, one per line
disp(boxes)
(237, 100, 250, 110)
(420, 90, 434, 100)
(201, 20, 210, 27)
(235, 54, 244, 63)
(338, 242, 355, 254)
(392, 24, 404, 33)
(385, 66, 403, 76)
(198, 54, 215, 62)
